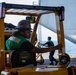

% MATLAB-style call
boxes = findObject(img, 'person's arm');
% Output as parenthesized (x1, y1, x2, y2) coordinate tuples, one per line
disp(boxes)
(31, 44, 62, 53)
(20, 41, 34, 52)
(21, 40, 62, 53)
(41, 42, 48, 46)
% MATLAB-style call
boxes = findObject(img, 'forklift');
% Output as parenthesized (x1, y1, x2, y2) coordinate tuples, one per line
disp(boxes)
(0, 2, 76, 75)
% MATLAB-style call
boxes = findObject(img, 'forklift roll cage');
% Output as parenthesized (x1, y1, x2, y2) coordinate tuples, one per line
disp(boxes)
(0, 2, 64, 49)
(0, 2, 70, 69)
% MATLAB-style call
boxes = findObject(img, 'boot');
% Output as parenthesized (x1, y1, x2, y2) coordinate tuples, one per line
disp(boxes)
(55, 60, 58, 65)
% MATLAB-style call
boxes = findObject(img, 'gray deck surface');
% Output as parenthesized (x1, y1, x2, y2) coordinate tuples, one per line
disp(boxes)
(37, 52, 76, 66)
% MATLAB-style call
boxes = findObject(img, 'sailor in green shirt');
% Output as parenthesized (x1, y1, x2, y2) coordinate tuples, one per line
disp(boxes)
(42, 37, 58, 65)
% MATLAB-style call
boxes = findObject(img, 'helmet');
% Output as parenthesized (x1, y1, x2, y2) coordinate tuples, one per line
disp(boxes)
(16, 20, 31, 31)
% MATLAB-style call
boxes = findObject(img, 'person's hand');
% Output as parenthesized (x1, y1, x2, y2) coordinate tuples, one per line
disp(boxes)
(41, 44, 45, 46)
(42, 44, 45, 46)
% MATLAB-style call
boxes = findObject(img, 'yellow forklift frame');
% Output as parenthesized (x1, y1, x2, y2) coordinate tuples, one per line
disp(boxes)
(0, 2, 75, 75)
(0, 2, 65, 51)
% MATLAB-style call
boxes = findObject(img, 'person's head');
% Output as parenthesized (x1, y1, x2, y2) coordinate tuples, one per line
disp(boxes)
(16, 20, 31, 39)
(48, 36, 51, 40)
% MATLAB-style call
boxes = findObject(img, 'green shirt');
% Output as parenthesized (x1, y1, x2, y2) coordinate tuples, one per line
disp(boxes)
(45, 40, 54, 47)
(5, 35, 27, 50)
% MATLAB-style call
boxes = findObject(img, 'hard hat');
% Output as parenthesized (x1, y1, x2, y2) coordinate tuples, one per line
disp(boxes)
(16, 20, 31, 31)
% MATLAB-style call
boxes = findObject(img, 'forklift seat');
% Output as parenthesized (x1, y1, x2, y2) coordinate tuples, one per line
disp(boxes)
(11, 50, 37, 68)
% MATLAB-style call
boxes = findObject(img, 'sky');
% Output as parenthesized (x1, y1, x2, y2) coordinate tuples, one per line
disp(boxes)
(0, 0, 38, 4)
